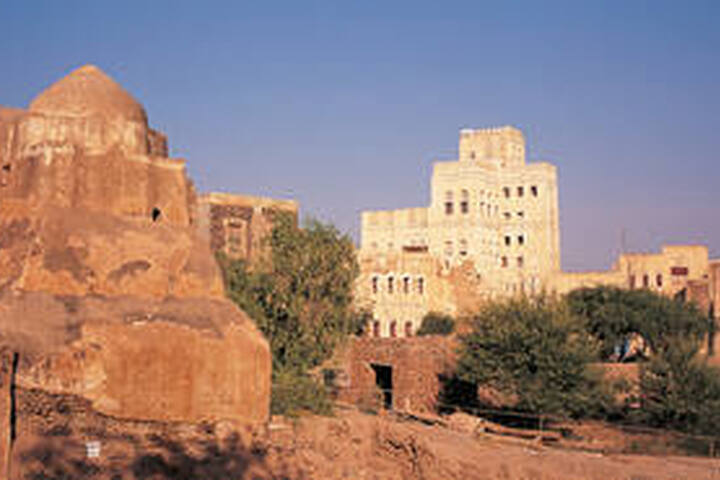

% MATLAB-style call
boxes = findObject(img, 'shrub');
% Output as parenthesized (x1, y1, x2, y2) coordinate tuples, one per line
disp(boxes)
(271, 368, 332, 416)
(635, 341, 720, 435)
(416, 312, 455, 336)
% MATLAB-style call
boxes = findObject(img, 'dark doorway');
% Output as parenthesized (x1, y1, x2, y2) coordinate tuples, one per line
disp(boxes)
(370, 363, 393, 410)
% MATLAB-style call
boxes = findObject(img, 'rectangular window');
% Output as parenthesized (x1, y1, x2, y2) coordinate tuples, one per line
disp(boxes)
(517, 186, 524, 197)
(629, 275, 636, 289)
(403, 276, 410, 294)
(517, 256, 524, 268)
(503, 187, 510, 198)
(643, 274, 649, 288)
(388, 277, 394, 294)
(531, 185, 538, 197)
(656, 274, 663, 287)
(372, 277, 378, 294)
(501, 256, 508, 268)
(460, 201, 469, 214)
(503, 212, 511, 220)
(417, 277, 424, 295)
(518, 235, 524, 245)
(670, 266, 688, 276)
(517, 211, 524, 218)
(504, 235, 511, 246)
(445, 202, 453, 215)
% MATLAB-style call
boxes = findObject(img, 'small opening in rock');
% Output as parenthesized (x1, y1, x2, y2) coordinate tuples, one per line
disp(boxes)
(151, 207, 162, 222)
(1, 164, 10, 172)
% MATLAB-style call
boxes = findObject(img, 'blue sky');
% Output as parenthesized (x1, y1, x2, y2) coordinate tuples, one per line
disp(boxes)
(1, 1, 718, 270)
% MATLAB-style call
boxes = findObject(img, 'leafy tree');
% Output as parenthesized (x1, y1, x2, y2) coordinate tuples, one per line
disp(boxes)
(635, 340, 720, 435)
(567, 286, 709, 359)
(456, 297, 609, 417)
(416, 312, 455, 336)
(219, 213, 364, 414)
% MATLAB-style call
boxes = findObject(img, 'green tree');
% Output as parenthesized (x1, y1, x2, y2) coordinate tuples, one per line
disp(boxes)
(456, 297, 608, 417)
(219, 213, 364, 414)
(567, 286, 709, 359)
(416, 312, 455, 336)
(636, 340, 720, 435)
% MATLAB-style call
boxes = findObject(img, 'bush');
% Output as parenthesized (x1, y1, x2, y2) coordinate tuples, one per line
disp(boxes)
(270, 368, 332, 416)
(635, 341, 720, 435)
(456, 297, 609, 417)
(416, 312, 455, 336)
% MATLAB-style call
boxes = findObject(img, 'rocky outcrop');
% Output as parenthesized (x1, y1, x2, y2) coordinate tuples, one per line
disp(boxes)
(0, 63, 271, 466)
(0, 291, 269, 424)
(0, 203, 223, 298)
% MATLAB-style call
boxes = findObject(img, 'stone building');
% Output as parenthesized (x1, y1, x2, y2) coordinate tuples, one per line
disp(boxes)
(551, 245, 713, 298)
(357, 126, 560, 336)
(198, 192, 298, 266)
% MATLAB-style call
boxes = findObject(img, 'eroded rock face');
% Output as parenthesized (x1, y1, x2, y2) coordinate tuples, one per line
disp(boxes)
(0, 65, 271, 435)
(0, 292, 269, 424)
(0, 203, 223, 298)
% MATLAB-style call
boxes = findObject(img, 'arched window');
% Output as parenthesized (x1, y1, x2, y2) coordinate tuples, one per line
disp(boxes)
(444, 191, 454, 215)
(390, 320, 397, 338)
(459, 239, 468, 256)
(405, 321, 413, 337)
(501, 256, 508, 268)
(643, 274, 649, 288)
(444, 240, 453, 256)
(656, 274, 663, 288)
(503, 187, 511, 198)
(531, 185, 538, 197)
(372, 276, 379, 294)
(388, 276, 394, 294)
(373, 321, 380, 338)
(417, 277, 425, 295)
(403, 276, 410, 294)
(517, 186, 524, 197)
(460, 189, 469, 214)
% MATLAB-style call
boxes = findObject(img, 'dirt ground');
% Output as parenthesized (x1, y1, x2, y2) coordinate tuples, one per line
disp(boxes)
(13, 405, 720, 479)
(260, 409, 720, 480)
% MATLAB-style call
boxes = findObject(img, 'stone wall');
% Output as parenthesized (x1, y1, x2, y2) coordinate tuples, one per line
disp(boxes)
(198, 192, 298, 267)
(336, 336, 456, 413)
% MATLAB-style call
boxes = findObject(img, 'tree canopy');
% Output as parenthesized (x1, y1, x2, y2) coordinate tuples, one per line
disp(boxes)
(567, 286, 710, 359)
(456, 297, 609, 417)
(219, 213, 364, 413)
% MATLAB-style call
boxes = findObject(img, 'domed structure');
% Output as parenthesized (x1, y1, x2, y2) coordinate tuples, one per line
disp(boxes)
(29, 64, 148, 124)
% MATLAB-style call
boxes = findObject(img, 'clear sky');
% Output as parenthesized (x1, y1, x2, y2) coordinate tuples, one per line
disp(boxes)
(1, 1, 718, 270)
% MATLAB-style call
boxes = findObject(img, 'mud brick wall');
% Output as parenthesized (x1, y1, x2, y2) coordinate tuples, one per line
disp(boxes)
(339, 336, 456, 413)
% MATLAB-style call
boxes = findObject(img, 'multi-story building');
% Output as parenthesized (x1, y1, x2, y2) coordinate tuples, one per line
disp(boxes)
(357, 126, 561, 336)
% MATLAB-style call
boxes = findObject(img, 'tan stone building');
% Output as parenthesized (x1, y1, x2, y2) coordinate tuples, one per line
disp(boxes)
(198, 192, 298, 266)
(357, 126, 560, 336)
(357, 127, 719, 338)
(550, 245, 713, 298)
